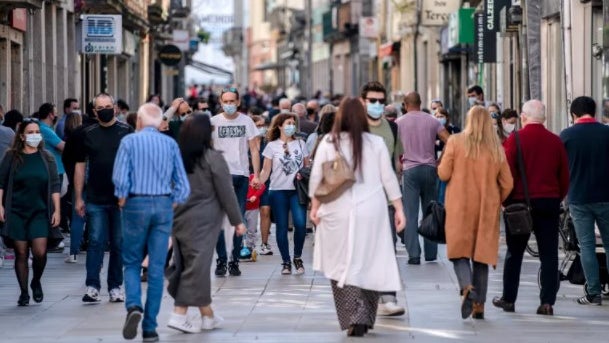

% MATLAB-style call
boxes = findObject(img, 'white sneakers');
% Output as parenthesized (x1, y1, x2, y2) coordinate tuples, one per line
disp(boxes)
(82, 286, 101, 303)
(377, 301, 406, 316)
(64, 254, 77, 263)
(202, 315, 224, 330)
(167, 313, 224, 334)
(109, 287, 125, 303)
(168, 313, 201, 333)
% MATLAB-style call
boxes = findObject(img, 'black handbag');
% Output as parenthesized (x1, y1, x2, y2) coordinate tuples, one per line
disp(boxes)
(294, 166, 311, 206)
(47, 227, 64, 250)
(418, 201, 446, 244)
(503, 131, 533, 236)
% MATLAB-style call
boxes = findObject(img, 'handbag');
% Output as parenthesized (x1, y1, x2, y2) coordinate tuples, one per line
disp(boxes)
(503, 131, 533, 236)
(417, 201, 446, 244)
(293, 140, 311, 206)
(47, 227, 64, 250)
(313, 141, 356, 203)
(294, 165, 311, 206)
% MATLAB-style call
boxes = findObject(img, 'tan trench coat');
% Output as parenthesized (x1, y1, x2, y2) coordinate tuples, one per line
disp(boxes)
(438, 134, 513, 266)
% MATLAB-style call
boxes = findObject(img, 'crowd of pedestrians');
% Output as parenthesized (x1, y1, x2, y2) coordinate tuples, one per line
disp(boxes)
(0, 82, 608, 341)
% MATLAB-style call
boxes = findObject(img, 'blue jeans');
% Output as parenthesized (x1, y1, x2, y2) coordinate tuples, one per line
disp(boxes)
(270, 190, 306, 263)
(85, 202, 122, 290)
(69, 192, 86, 255)
(216, 175, 248, 262)
(122, 196, 173, 332)
(402, 165, 439, 261)
(570, 203, 609, 296)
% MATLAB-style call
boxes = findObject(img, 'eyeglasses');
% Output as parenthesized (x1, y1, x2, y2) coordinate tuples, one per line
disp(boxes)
(95, 106, 114, 111)
(366, 98, 386, 105)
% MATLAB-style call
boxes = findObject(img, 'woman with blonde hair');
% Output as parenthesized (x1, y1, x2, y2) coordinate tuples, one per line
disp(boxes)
(438, 106, 513, 320)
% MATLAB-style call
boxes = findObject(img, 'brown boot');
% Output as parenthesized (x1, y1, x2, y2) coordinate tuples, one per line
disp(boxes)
(460, 285, 476, 319)
(472, 302, 485, 319)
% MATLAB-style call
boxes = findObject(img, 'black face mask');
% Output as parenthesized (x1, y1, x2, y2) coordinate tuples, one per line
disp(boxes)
(306, 108, 315, 116)
(97, 109, 115, 123)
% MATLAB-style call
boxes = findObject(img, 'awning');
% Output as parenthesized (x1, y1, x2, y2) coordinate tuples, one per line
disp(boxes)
(254, 62, 286, 71)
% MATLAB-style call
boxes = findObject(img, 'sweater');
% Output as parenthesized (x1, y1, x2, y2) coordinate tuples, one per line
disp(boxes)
(245, 174, 266, 210)
(504, 123, 569, 201)
(560, 118, 609, 204)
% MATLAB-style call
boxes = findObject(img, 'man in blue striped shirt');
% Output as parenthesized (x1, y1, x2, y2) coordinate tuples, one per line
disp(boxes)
(112, 103, 190, 342)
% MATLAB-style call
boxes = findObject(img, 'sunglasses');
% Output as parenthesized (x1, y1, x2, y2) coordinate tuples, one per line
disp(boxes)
(490, 112, 500, 119)
(22, 118, 39, 124)
(283, 143, 290, 156)
(367, 98, 386, 104)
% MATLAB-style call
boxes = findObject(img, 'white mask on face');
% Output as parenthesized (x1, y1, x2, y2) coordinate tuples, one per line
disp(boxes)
(25, 133, 43, 148)
(503, 123, 516, 134)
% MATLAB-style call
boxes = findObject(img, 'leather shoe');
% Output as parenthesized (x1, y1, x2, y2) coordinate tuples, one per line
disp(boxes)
(472, 302, 484, 319)
(461, 285, 476, 319)
(17, 293, 30, 306)
(408, 258, 421, 265)
(347, 324, 367, 337)
(536, 304, 553, 316)
(31, 280, 43, 303)
(492, 296, 515, 312)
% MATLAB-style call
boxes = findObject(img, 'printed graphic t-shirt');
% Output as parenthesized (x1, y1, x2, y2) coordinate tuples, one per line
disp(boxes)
(262, 139, 309, 191)
(211, 113, 259, 176)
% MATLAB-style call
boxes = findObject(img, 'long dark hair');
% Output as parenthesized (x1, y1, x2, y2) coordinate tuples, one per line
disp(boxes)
(266, 113, 297, 141)
(331, 97, 368, 171)
(10, 119, 45, 166)
(178, 115, 213, 173)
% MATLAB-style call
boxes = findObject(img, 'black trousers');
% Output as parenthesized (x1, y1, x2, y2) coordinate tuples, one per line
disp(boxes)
(501, 198, 561, 305)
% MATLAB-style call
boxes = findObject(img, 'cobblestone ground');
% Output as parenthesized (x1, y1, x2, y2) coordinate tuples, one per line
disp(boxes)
(1, 231, 609, 342)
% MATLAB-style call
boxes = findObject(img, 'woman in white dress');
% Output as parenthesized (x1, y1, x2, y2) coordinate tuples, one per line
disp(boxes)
(309, 97, 406, 337)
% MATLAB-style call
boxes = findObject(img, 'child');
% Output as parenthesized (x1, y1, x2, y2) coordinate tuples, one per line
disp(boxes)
(240, 174, 267, 261)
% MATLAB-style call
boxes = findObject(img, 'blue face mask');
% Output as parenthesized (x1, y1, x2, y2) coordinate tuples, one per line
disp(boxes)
(437, 117, 447, 126)
(367, 102, 384, 119)
(284, 124, 296, 137)
(222, 104, 237, 115)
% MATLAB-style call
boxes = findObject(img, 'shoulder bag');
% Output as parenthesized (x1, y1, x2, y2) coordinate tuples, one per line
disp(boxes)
(294, 139, 311, 206)
(503, 131, 533, 236)
(313, 139, 356, 203)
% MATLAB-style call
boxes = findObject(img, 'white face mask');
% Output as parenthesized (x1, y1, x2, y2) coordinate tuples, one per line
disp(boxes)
(503, 122, 516, 133)
(25, 133, 43, 148)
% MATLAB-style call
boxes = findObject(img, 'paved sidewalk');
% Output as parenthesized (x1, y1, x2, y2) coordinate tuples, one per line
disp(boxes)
(1, 232, 609, 342)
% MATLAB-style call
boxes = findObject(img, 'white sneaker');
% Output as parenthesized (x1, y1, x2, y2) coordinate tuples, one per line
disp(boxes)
(82, 286, 101, 303)
(109, 287, 125, 303)
(64, 254, 77, 263)
(57, 241, 65, 249)
(167, 312, 201, 333)
(259, 244, 273, 255)
(201, 315, 224, 330)
(377, 301, 405, 316)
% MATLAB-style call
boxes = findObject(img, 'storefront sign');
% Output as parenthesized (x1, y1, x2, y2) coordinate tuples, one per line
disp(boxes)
(478, 0, 511, 63)
(421, 0, 462, 26)
(81, 15, 123, 54)
(359, 17, 379, 38)
(447, 8, 475, 48)
(123, 30, 136, 56)
(172, 29, 189, 51)
(10, 9, 27, 32)
(158, 44, 182, 66)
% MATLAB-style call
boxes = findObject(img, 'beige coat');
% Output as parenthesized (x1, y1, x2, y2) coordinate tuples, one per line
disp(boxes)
(438, 134, 513, 266)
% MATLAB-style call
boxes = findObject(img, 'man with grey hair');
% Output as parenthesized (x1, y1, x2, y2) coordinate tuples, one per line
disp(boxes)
(494, 99, 569, 316)
(75, 93, 134, 302)
(113, 102, 190, 341)
(279, 98, 292, 113)
(384, 104, 399, 123)
(292, 103, 316, 137)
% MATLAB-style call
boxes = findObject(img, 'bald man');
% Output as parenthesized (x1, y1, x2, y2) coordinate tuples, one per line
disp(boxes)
(397, 92, 450, 265)
(306, 100, 320, 122)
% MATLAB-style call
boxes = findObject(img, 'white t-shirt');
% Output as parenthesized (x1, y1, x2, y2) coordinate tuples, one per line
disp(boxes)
(262, 139, 309, 190)
(211, 113, 258, 176)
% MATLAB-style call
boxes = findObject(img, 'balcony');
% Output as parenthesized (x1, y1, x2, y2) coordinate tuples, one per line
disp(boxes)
(322, 0, 360, 43)
(0, 0, 42, 10)
(221, 27, 243, 57)
(148, 3, 168, 26)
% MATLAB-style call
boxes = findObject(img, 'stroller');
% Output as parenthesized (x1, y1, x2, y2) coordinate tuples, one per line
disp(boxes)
(540, 205, 609, 295)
